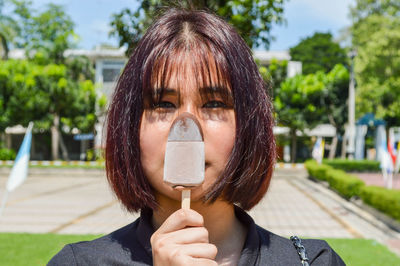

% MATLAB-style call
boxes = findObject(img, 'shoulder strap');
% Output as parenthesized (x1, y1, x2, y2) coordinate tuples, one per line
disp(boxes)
(290, 236, 310, 266)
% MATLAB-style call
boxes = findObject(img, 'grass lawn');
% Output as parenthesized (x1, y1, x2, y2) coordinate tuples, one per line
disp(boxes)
(325, 238, 400, 266)
(0, 233, 399, 265)
(0, 233, 101, 266)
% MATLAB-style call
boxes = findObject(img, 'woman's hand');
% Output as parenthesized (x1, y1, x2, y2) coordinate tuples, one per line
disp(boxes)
(150, 209, 218, 266)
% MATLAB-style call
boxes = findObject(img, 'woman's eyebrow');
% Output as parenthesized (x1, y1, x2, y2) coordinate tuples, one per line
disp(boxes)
(152, 87, 177, 96)
(199, 86, 232, 97)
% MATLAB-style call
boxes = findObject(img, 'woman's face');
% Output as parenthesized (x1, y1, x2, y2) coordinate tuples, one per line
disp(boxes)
(139, 55, 236, 203)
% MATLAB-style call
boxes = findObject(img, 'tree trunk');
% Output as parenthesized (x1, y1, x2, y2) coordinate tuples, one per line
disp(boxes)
(0, 35, 9, 60)
(59, 132, 69, 161)
(51, 114, 60, 160)
(0, 132, 4, 147)
(290, 129, 297, 163)
(328, 135, 338, 159)
(5, 133, 12, 149)
(341, 133, 347, 159)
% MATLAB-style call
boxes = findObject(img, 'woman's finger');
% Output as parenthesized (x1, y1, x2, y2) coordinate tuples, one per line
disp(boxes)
(160, 226, 210, 244)
(155, 208, 204, 234)
(175, 243, 218, 260)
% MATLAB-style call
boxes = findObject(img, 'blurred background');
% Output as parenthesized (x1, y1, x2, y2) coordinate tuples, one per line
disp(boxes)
(1, 0, 400, 265)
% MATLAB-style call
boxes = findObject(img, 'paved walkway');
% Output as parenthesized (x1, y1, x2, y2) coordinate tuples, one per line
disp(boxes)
(0, 167, 399, 255)
(354, 172, 400, 189)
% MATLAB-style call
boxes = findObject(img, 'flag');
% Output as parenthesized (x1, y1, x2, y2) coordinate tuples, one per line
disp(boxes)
(312, 137, 325, 164)
(388, 129, 397, 165)
(379, 136, 394, 189)
(6, 122, 33, 192)
(395, 141, 400, 174)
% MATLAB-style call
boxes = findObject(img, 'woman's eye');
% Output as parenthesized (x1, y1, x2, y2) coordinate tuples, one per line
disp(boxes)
(203, 101, 227, 108)
(154, 101, 176, 109)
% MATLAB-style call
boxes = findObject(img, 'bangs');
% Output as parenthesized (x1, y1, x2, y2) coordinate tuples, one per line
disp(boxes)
(142, 36, 233, 108)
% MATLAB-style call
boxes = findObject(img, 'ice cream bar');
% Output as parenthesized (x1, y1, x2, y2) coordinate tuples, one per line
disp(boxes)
(163, 113, 205, 188)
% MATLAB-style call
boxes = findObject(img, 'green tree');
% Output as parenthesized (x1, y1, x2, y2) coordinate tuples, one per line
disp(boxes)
(0, 59, 98, 160)
(12, 0, 77, 64)
(322, 64, 349, 158)
(5, 1, 99, 159)
(350, 0, 400, 126)
(0, 0, 18, 59)
(274, 65, 349, 161)
(259, 58, 288, 96)
(289, 32, 348, 75)
(109, 0, 287, 56)
(274, 73, 326, 162)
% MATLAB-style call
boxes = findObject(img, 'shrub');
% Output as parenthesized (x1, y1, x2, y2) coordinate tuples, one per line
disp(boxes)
(360, 186, 400, 222)
(305, 160, 330, 181)
(305, 160, 400, 222)
(327, 169, 365, 199)
(0, 148, 16, 160)
(322, 159, 380, 172)
(305, 160, 365, 199)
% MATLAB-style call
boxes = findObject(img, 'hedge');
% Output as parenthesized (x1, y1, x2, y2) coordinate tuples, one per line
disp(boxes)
(360, 186, 400, 222)
(322, 159, 380, 172)
(0, 148, 16, 160)
(305, 160, 400, 223)
(305, 160, 365, 199)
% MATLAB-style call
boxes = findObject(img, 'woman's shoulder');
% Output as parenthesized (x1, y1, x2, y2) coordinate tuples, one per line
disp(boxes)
(256, 225, 345, 265)
(47, 218, 152, 266)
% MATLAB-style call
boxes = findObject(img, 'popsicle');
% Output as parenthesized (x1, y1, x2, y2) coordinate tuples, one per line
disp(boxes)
(163, 113, 205, 209)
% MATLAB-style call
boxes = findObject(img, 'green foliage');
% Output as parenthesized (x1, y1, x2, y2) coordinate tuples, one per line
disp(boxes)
(0, 0, 19, 59)
(351, 1, 400, 126)
(65, 55, 95, 82)
(0, 59, 97, 132)
(0, 147, 16, 160)
(360, 186, 400, 222)
(274, 65, 349, 161)
(259, 58, 288, 96)
(11, 0, 77, 64)
(328, 169, 365, 199)
(305, 160, 331, 181)
(306, 159, 400, 222)
(323, 159, 380, 172)
(289, 32, 348, 75)
(109, 0, 287, 55)
(274, 72, 326, 132)
(322, 64, 349, 131)
(305, 160, 365, 199)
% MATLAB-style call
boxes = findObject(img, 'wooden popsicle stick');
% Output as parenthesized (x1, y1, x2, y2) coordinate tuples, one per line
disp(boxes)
(181, 189, 191, 209)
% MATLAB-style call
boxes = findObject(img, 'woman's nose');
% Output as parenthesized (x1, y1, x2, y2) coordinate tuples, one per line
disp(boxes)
(177, 102, 198, 117)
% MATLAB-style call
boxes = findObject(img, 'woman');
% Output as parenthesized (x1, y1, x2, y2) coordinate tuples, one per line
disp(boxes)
(49, 8, 344, 265)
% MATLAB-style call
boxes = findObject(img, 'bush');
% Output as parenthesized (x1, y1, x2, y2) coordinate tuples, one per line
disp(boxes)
(327, 169, 365, 199)
(305, 160, 365, 199)
(304, 160, 331, 181)
(305, 160, 400, 222)
(360, 186, 400, 222)
(0, 148, 16, 160)
(322, 159, 380, 172)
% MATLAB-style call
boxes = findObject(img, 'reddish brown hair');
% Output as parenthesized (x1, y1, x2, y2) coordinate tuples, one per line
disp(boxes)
(106, 8, 276, 212)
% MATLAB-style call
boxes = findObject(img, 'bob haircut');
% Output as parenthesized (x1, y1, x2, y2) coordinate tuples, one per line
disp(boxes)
(106, 8, 276, 212)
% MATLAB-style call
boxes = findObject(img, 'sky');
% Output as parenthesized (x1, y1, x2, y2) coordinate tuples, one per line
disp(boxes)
(28, 0, 355, 51)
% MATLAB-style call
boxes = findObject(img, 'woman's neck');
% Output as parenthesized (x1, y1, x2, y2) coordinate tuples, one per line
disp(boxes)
(151, 195, 247, 265)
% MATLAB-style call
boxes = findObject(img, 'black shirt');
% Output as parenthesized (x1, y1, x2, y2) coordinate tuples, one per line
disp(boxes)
(48, 207, 345, 265)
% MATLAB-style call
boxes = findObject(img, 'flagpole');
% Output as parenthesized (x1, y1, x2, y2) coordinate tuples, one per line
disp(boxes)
(0, 191, 9, 217)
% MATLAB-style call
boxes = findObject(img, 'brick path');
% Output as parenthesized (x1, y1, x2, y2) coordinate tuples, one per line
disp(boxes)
(0, 167, 399, 256)
(354, 172, 400, 189)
